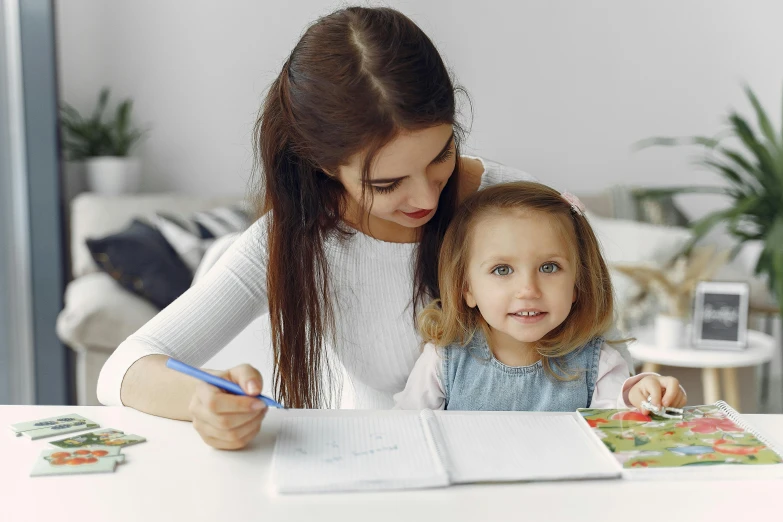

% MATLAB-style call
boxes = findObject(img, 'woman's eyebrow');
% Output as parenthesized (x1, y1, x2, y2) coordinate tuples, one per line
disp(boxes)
(366, 132, 455, 184)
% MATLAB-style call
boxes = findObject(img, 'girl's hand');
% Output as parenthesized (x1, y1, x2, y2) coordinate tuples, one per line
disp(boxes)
(628, 375, 687, 415)
(189, 364, 268, 450)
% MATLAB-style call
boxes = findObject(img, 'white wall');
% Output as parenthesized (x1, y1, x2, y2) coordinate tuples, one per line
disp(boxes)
(56, 0, 783, 204)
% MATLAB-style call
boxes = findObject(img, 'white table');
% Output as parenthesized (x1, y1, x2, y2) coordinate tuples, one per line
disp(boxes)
(628, 328, 775, 411)
(2, 406, 783, 522)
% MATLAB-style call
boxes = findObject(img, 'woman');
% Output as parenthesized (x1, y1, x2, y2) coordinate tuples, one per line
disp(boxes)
(97, 6, 538, 449)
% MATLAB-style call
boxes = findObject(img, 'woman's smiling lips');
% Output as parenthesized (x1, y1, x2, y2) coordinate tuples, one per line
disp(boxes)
(402, 208, 434, 220)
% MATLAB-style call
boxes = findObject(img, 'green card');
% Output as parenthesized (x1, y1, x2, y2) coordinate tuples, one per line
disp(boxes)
(30, 447, 123, 477)
(50, 428, 146, 449)
(10, 414, 99, 440)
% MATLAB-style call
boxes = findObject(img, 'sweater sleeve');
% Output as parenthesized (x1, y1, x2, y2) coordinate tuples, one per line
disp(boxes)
(590, 343, 687, 409)
(475, 157, 538, 188)
(590, 343, 635, 409)
(392, 343, 446, 410)
(96, 216, 271, 406)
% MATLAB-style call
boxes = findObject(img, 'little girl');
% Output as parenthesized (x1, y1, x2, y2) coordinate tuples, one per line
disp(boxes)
(394, 181, 687, 412)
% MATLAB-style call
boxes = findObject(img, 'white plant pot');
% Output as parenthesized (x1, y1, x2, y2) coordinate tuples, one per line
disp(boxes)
(655, 314, 688, 349)
(85, 156, 140, 195)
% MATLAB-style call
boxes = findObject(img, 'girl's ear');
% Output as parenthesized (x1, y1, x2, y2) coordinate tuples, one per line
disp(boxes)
(572, 286, 577, 304)
(464, 286, 477, 308)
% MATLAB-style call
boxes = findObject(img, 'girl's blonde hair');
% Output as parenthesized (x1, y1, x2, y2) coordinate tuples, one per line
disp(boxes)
(419, 181, 615, 378)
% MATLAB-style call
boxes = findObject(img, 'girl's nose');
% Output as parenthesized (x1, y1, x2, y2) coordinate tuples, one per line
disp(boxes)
(515, 276, 542, 299)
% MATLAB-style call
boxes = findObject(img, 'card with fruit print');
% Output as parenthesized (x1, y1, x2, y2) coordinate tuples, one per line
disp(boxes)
(578, 402, 783, 470)
(10, 414, 99, 440)
(50, 429, 146, 449)
(30, 447, 124, 477)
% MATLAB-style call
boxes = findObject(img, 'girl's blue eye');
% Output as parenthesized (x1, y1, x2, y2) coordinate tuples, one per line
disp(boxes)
(540, 263, 560, 273)
(492, 265, 512, 276)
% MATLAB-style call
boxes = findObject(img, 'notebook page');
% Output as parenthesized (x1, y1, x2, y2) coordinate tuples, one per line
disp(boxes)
(436, 413, 621, 483)
(272, 415, 449, 493)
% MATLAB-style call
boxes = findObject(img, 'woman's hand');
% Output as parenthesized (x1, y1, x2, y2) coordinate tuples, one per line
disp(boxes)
(628, 375, 687, 415)
(189, 364, 268, 450)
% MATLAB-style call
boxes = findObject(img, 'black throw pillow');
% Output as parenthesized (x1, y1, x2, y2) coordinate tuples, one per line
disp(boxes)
(86, 219, 193, 309)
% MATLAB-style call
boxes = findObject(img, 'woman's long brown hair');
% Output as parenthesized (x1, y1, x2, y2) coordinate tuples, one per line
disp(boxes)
(253, 7, 464, 408)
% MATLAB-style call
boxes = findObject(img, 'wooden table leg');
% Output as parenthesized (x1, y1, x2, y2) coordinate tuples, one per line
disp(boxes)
(702, 367, 720, 405)
(641, 362, 661, 374)
(722, 367, 740, 411)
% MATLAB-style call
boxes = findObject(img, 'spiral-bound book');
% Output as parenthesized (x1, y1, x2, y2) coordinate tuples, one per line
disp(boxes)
(271, 411, 622, 493)
(577, 401, 783, 479)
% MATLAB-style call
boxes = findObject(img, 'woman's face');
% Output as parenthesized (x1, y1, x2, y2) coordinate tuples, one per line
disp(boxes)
(336, 124, 456, 233)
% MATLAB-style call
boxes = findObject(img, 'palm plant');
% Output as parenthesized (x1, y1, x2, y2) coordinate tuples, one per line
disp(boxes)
(59, 87, 144, 160)
(635, 85, 783, 317)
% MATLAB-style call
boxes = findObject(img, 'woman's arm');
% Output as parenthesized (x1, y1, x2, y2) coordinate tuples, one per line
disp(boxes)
(119, 354, 199, 420)
(97, 218, 270, 419)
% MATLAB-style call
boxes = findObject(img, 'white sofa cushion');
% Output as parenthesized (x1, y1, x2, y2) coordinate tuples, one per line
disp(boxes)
(56, 272, 158, 353)
(588, 211, 694, 267)
(587, 212, 693, 323)
(588, 213, 776, 321)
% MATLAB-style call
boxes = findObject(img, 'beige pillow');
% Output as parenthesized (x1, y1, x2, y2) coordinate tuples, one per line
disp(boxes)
(56, 272, 158, 353)
(587, 212, 693, 306)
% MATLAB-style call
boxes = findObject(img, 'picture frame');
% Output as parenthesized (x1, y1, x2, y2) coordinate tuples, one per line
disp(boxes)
(691, 281, 749, 350)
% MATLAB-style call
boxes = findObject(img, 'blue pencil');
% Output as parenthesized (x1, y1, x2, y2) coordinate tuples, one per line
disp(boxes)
(166, 358, 285, 409)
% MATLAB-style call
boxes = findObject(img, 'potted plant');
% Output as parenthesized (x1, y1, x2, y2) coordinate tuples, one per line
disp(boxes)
(59, 87, 145, 195)
(635, 85, 783, 323)
(614, 246, 729, 348)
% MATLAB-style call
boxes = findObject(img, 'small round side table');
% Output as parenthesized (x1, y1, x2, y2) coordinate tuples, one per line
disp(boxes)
(628, 327, 775, 411)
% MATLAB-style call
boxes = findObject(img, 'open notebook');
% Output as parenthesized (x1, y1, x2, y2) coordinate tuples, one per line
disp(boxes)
(271, 411, 622, 493)
(578, 401, 783, 479)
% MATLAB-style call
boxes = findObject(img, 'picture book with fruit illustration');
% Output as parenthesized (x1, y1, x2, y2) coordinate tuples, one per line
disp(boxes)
(578, 401, 783, 470)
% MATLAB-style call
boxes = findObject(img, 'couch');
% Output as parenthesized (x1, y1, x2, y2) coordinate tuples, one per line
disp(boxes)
(58, 192, 244, 406)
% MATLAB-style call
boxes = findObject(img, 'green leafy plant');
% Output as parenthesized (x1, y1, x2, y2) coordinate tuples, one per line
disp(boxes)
(59, 87, 144, 160)
(635, 85, 783, 313)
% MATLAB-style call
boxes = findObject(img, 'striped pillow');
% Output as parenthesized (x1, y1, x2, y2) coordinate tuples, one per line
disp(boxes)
(153, 205, 251, 273)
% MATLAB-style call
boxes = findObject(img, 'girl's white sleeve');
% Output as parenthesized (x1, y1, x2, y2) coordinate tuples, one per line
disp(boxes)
(392, 343, 446, 410)
(590, 343, 686, 408)
(96, 217, 270, 406)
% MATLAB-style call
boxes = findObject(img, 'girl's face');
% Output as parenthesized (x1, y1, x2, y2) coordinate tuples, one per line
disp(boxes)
(463, 210, 578, 352)
(336, 124, 456, 235)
